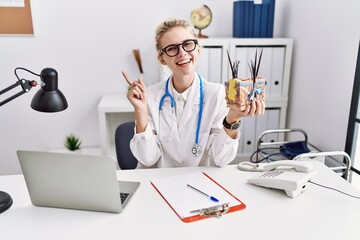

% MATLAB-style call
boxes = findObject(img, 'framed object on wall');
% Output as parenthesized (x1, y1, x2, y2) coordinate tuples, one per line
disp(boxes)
(0, 0, 33, 34)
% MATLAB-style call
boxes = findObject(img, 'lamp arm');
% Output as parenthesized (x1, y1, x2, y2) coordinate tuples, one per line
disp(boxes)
(0, 67, 41, 107)
(0, 80, 21, 95)
(0, 79, 37, 107)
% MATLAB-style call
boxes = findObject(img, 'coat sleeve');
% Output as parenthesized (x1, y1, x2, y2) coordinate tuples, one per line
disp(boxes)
(129, 82, 165, 168)
(129, 122, 162, 168)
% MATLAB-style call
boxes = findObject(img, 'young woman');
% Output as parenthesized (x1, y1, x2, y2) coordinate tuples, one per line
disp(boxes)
(122, 17, 265, 168)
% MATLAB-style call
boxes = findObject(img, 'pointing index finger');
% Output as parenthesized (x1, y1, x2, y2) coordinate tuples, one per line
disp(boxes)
(121, 71, 133, 86)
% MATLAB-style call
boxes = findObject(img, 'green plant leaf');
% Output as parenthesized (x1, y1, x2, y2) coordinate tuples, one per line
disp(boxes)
(64, 134, 82, 151)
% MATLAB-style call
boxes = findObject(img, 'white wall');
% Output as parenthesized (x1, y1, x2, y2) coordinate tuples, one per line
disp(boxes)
(277, 0, 360, 153)
(0, 0, 234, 175)
(1, 0, 359, 175)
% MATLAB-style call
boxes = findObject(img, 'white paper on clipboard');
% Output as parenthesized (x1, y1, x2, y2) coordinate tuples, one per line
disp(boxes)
(151, 171, 245, 221)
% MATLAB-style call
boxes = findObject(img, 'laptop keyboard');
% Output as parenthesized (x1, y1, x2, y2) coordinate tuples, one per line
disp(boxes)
(120, 192, 130, 204)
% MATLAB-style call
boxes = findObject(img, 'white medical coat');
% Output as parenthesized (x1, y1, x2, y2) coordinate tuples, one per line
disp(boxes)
(130, 74, 240, 168)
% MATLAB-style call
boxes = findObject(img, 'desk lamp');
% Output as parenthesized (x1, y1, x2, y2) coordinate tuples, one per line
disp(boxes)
(0, 67, 68, 214)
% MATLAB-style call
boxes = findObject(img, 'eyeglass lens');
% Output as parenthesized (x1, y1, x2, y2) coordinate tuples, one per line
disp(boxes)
(162, 39, 197, 57)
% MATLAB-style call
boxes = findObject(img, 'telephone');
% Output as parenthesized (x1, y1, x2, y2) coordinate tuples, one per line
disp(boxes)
(239, 160, 317, 198)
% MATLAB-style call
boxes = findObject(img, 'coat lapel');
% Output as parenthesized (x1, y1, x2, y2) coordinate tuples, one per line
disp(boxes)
(155, 81, 180, 144)
(178, 75, 202, 133)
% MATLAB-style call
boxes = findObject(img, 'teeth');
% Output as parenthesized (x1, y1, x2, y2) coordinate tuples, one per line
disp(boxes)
(178, 59, 191, 65)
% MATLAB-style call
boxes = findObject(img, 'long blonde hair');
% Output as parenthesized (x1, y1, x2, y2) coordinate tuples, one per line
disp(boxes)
(155, 18, 197, 54)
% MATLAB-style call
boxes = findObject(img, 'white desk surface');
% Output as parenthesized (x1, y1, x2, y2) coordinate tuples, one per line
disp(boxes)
(1, 162, 360, 240)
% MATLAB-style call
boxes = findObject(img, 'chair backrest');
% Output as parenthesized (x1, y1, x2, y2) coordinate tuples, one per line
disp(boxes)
(114, 121, 138, 169)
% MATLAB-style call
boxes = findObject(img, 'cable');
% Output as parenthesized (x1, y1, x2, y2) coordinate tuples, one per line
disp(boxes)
(249, 147, 282, 163)
(350, 166, 360, 175)
(14, 67, 40, 81)
(309, 180, 360, 199)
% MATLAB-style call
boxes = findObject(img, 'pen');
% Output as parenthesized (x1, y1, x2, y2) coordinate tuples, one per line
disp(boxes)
(187, 184, 219, 202)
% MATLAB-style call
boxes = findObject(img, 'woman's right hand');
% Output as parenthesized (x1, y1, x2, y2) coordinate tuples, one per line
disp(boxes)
(121, 71, 148, 112)
(122, 71, 148, 133)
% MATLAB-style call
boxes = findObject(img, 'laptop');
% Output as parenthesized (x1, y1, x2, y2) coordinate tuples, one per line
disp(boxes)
(17, 150, 140, 213)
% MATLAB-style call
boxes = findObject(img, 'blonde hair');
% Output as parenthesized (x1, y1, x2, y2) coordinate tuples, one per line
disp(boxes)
(155, 17, 197, 54)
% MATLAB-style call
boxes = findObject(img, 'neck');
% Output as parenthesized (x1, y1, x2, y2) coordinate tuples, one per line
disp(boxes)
(172, 73, 195, 93)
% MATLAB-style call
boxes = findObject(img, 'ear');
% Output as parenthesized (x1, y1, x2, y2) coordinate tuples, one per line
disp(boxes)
(197, 44, 202, 54)
(158, 54, 166, 65)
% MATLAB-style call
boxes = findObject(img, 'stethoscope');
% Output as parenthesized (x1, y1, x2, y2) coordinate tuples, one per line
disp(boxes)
(159, 74, 204, 156)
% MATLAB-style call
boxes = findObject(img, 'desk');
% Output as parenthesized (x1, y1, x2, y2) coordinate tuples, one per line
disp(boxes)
(1, 162, 359, 240)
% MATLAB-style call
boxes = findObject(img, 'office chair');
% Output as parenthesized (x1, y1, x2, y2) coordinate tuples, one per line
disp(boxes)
(114, 121, 138, 169)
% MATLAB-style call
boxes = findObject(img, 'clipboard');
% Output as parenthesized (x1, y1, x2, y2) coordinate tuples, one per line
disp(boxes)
(150, 171, 246, 222)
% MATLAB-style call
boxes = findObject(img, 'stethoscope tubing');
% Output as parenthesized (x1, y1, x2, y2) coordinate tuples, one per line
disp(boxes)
(159, 74, 204, 146)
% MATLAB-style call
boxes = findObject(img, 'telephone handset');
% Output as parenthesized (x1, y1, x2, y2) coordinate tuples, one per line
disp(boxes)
(238, 160, 314, 172)
(239, 160, 317, 198)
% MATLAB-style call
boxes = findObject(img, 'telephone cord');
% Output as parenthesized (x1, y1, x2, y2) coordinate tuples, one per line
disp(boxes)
(309, 180, 360, 199)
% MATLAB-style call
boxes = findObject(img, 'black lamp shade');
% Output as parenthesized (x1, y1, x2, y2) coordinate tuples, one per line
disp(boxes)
(30, 68, 68, 112)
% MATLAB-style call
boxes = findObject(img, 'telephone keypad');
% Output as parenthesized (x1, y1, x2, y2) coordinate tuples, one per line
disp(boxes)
(260, 171, 284, 178)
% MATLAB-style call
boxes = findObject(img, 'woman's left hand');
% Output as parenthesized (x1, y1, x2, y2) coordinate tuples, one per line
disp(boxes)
(227, 99, 266, 123)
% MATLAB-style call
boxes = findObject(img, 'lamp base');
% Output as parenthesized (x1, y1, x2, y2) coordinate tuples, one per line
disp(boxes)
(0, 191, 13, 214)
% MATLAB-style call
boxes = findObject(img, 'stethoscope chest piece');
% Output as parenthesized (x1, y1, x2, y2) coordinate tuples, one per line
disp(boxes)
(191, 144, 202, 156)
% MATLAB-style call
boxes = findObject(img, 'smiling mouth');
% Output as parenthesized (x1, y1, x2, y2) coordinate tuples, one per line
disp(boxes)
(177, 59, 191, 66)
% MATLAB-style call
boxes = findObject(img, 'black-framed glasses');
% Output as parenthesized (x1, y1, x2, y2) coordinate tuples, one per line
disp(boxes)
(160, 39, 198, 57)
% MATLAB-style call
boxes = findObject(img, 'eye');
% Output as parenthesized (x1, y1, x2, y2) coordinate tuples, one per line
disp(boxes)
(183, 41, 193, 48)
(165, 45, 178, 53)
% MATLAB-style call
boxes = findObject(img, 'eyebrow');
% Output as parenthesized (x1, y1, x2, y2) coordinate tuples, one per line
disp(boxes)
(163, 39, 194, 48)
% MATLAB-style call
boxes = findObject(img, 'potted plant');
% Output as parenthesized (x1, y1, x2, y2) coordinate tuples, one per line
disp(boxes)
(64, 134, 82, 152)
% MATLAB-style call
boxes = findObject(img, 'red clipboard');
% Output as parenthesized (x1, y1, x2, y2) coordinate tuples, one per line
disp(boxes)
(151, 171, 246, 223)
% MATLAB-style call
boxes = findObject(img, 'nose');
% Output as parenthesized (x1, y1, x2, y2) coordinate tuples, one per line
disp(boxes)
(177, 45, 187, 56)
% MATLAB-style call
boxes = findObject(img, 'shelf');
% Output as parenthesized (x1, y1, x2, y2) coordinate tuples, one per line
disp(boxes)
(98, 94, 133, 113)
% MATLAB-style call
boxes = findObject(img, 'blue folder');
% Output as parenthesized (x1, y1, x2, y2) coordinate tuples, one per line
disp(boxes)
(233, 0, 275, 38)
